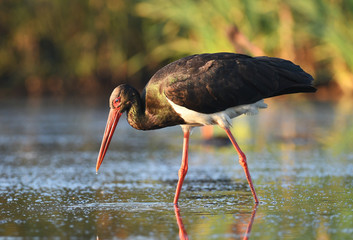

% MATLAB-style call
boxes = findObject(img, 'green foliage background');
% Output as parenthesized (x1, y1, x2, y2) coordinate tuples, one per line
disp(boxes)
(1, 0, 353, 97)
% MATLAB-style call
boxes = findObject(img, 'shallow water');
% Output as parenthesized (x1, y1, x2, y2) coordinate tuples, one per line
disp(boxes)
(0, 97, 352, 239)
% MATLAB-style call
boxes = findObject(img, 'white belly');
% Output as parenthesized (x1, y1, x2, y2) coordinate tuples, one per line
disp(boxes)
(167, 98, 267, 129)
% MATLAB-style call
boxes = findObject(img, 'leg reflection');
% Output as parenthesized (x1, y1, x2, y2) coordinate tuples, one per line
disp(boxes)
(242, 203, 259, 240)
(174, 205, 189, 240)
(174, 203, 258, 240)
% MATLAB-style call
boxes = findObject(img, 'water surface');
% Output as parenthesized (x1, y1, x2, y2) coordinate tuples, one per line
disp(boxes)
(0, 97, 352, 239)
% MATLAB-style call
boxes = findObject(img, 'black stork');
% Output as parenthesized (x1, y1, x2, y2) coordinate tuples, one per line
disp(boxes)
(96, 52, 316, 205)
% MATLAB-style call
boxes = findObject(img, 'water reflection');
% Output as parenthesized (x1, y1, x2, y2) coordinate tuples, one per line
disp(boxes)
(93, 202, 258, 240)
(242, 204, 258, 240)
(174, 205, 188, 240)
(173, 203, 258, 240)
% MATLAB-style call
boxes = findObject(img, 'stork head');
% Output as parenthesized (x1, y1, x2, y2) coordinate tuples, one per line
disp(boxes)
(96, 84, 136, 172)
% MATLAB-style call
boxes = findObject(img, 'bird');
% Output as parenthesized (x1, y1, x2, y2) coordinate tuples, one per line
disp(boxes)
(96, 52, 316, 205)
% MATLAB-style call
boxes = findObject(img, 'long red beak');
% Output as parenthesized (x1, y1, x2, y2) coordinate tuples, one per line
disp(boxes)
(96, 109, 122, 172)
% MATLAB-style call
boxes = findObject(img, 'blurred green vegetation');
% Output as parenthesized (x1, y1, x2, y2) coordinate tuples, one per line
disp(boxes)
(1, 0, 353, 97)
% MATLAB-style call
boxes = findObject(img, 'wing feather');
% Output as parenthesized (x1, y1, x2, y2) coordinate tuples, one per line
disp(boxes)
(149, 53, 315, 114)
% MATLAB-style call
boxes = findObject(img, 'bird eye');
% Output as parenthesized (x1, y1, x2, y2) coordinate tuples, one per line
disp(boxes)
(113, 97, 121, 108)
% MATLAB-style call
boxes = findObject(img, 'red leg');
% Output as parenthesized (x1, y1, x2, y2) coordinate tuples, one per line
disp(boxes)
(174, 128, 190, 205)
(223, 127, 259, 203)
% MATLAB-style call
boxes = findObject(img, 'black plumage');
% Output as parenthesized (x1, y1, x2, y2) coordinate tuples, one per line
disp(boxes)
(150, 53, 315, 114)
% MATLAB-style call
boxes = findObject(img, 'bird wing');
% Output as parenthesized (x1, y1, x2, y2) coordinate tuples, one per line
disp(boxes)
(155, 53, 315, 114)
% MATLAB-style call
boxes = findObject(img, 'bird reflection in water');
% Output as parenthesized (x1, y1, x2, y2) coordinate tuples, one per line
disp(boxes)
(174, 204, 259, 240)
(174, 205, 189, 240)
(241, 204, 258, 240)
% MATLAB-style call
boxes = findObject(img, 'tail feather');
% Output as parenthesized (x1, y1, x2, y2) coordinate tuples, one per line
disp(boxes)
(255, 56, 316, 97)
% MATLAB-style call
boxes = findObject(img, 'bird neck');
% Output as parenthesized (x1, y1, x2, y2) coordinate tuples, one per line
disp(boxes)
(125, 91, 148, 130)
(124, 86, 185, 130)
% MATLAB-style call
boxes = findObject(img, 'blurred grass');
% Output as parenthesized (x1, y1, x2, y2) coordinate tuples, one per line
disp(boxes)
(0, 0, 353, 97)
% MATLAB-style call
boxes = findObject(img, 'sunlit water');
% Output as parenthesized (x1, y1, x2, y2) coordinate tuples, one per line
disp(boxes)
(0, 97, 352, 239)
